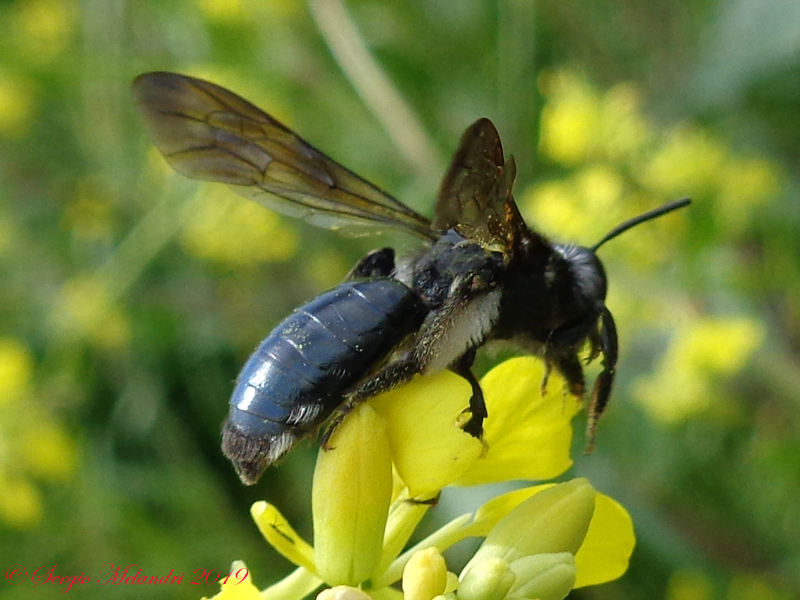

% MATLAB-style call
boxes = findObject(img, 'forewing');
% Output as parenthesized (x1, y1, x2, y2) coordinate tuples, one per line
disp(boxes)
(132, 72, 433, 238)
(433, 118, 528, 251)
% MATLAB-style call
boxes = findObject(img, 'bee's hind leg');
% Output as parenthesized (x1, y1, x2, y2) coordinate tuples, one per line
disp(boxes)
(320, 356, 422, 450)
(450, 349, 487, 439)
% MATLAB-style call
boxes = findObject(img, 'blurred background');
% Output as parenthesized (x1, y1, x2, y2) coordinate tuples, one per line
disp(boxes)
(1, 0, 799, 598)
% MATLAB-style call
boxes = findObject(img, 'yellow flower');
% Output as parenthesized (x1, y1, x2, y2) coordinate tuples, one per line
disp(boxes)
(538, 71, 601, 166)
(50, 274, 131, 349)
(634, 316, 765, 424)
(458, 479, 634, 600)
(638, 125, 727, 198)
(0, 73, 35, 138)
(0, 338, 78, 528)
(200, 561, 261, 600)
(207, 358, 635, 600)
(538, 70, 651, 167)
(180, 187, 299, 266)
(454, 358, 579, 486)
(0, 475, 43, 529)
(10, 0, 75, 64)
(0, 337, 34, 406)
(522, 165, 626, 249)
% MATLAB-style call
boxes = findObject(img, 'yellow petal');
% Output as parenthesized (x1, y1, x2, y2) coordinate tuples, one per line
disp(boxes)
(573, 493, 635, 587)
(200, 560, 261, 600)
(457, 358, 579, 486)
(313, 403, 393, 586)
(370, 371, 484, 497)
(251, 502, 315, 572)
(470, 486, 552, 537)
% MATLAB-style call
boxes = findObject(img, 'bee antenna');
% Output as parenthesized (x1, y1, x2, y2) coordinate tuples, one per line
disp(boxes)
(591, 198, 691, 252)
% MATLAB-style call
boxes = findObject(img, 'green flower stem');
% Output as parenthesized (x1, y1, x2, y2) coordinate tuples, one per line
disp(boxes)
(260, 567, 322, 600)
(375, 514, 474, 588)
(374, 495, 433, 580)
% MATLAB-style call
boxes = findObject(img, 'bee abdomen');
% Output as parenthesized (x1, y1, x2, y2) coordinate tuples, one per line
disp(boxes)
(223, 278, 425, 483)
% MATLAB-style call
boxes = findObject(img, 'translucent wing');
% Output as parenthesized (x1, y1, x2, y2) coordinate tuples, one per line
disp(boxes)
(132, 72, 433, 239)
(433, 118, 532, 252)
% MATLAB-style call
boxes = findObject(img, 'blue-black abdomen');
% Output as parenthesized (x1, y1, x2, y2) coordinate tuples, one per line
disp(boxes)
(222, 278, 425, 483)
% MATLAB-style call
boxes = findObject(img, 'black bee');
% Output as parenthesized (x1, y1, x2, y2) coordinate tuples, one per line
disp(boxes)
(132, 72, 690, 485)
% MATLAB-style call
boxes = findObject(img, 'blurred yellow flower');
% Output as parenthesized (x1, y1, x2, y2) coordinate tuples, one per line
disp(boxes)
(533, 67, 783, 260)
(539, 70, 651, 167)
(717, 157, 781, 235)
(639, 125, 727, 198)
(0, 74, 35, 138)
(11, 0, 75, 62)
(597, 83, 652, 161)
(180, 188, 299, 266)
(634, 316, 765, 424)
(51, 274, 131, 349)
(538, 71, 601, 166)
(523, 165, 626, 244)
(0, 337, 34, 406)
(0, 338, 77, 528)
(21, 418, 78, 480)
(197, 0, 246, 23)
(63, 179, 117, 243)
(727, 573, 790, 600)
(0, 475, 43, 529)
(667, 568, 715, 600)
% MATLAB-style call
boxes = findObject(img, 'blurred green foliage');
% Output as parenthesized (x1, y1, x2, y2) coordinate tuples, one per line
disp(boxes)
(1, 0, 799, 599)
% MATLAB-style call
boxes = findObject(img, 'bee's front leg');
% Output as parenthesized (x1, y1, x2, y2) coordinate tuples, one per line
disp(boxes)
(585, 307, 618, 452)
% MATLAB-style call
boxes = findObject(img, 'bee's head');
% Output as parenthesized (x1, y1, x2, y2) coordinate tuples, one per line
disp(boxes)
(553, 198, 692, 314)
(553, 243, 608, 308)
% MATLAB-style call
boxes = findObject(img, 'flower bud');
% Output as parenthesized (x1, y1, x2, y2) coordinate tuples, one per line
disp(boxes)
(507, 553, 575, 600)
(464, 479, 596, 572)
(318, 585, 374, 600)
(457, 557, 516, 600)
(313, 403, 393, 586)
(402, 547, 448, 600)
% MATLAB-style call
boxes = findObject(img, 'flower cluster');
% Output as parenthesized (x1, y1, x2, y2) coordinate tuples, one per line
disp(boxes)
(527, 68, 781, 260)
(202, 358, 635, 600)
(525, 69, 772, 426)
(0, 337, 77, 528)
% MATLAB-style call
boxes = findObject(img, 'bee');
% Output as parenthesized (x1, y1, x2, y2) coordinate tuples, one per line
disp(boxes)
(132, 72, 690, 485)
